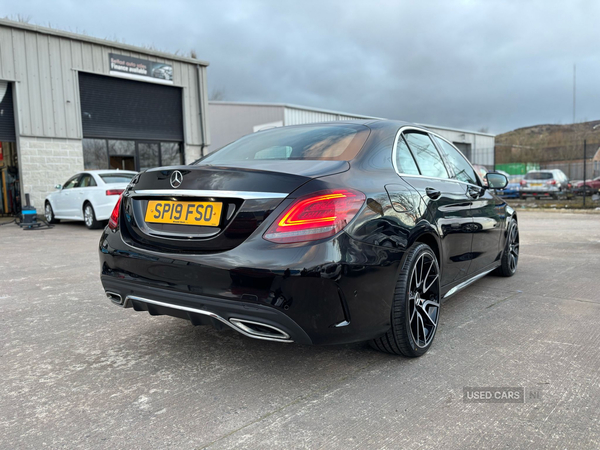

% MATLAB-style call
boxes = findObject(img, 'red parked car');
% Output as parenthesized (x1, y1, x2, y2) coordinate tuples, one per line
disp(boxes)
(574, 176, 600, 195)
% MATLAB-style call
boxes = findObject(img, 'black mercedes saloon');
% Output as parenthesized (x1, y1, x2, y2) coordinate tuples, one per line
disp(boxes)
(99, 120, 519, 356)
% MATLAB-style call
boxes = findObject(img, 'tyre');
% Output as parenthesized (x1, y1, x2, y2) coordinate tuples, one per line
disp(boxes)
(83, 203, 102, 229)
(370, 243, 441, 357)
(495, 219, 519, 277)
(44, 202, 60, 224)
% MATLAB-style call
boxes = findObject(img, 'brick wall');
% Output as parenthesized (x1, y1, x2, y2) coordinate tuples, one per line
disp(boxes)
(18, 137, 84, 208)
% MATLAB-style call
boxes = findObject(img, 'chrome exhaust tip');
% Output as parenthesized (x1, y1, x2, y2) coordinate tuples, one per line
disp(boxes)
(106, 291, 123, 306)
(229, 318, 291, 341)
(122, 295, 293, 342)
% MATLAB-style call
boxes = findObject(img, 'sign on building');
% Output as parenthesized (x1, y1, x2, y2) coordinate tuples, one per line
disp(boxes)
(109, 53, 173, 84)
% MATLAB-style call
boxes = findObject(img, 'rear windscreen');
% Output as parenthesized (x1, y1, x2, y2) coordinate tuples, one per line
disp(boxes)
(197, 124, 370, 163)
(100, 173, 136, 184)
(525, 172, 553, 180)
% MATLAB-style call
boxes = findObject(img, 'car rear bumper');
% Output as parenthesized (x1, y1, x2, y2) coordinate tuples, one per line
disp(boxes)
(99, 229, 403, 345)
(102, 276, 310, 343)
(95, 196, 120, 220)
(520, 186, 559, 193)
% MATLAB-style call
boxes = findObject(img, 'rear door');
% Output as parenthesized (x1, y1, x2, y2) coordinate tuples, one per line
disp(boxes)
(432, 136, 504, 275)
(397, 131, 475, 286)
(74, 173, 98, 219)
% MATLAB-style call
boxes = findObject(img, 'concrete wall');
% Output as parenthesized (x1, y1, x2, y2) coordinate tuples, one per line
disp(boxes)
(184, 144, 203, 164)
(18, 137, 84, 208)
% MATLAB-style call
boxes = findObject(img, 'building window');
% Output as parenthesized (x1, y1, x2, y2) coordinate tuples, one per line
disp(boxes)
(83, 139, 182, 171)
(83, 139, 108, 170)
(161, 142, 183, 166)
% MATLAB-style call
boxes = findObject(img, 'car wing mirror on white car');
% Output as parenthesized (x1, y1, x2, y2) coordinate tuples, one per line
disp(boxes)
(55, 184, 62, 190)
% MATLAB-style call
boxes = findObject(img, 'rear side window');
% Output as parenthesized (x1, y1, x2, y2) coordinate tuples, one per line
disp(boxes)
(80, 174, 97, 187)
(394, 135, 420, 175)
(404, 132, 449, 179)
(198, 124, 369, 163)
(100, 173, 136, 184)
(525, 172, 553, 180)
(433, 136, 478, 185)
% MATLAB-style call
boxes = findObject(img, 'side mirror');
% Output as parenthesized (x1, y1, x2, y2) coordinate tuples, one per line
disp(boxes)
(485, 173, 508, 189)
(55, 184, 62, 190)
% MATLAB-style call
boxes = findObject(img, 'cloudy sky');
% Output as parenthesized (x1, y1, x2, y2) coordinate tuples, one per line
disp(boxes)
(2, 0, 599, 133)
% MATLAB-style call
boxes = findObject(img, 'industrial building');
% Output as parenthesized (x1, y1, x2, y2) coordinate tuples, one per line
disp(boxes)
(0, 19, 210, 213)
(209, 101, 495, 169)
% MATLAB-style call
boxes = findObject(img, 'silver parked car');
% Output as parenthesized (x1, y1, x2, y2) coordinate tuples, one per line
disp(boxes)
(519, 169, 572, 199)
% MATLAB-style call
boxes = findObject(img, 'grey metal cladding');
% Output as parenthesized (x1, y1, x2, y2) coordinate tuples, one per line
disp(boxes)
(0, 20, 206, 144)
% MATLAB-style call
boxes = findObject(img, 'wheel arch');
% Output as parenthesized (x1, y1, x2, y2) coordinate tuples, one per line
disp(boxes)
(82, 199, 96, 214)
(411, 230, 442, 266)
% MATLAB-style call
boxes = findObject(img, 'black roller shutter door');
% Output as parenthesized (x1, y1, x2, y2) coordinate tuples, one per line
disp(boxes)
(79, 72, 183, 141)
(0, 82, 16, 142)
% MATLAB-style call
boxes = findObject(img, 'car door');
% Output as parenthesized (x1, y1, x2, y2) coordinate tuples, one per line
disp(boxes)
(398, 130, 475, 286)
(74, 174, 98, 219)
(54, 175, 81, 217)
(432, 135, 504, 275)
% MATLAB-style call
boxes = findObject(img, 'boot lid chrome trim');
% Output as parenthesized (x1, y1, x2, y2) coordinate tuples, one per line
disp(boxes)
(130, 189, 288, 200)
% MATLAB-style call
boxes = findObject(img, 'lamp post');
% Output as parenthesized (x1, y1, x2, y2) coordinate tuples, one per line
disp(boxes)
(583, 140, 587, 206)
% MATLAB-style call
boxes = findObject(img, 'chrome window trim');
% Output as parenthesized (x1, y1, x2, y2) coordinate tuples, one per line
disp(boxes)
(130, 189, 288, 200)
(430, 133, 484, 187)
(393, 126, 452, 181)
(392, 125, 484, 190)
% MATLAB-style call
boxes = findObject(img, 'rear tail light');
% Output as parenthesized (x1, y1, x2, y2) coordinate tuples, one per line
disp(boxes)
(520, 180, 527, 186)
(547, 180, 557, 185)
(568, 183, 572, 189)
(106, 189, 124, 196)
(263, 189, 366, 244)
(108, 194, 122, 230)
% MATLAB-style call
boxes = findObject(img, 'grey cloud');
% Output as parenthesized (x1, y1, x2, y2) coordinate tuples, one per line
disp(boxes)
(2, 0, 599, 133)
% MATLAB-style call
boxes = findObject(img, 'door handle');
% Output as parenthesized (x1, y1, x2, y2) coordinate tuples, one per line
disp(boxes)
(425, 187, 441, 199)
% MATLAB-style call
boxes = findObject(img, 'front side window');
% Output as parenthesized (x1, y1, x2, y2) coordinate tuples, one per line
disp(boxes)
(198, 124, 369, 164)
(394, 135, 420, 175)
(433, 136, 478, 185)
(63, 176, 80, 189)
(403, 132, 449, 179)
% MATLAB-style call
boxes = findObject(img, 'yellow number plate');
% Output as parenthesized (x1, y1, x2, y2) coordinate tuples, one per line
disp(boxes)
(145, 200, 222, 226)
(531, 183, 543, 187)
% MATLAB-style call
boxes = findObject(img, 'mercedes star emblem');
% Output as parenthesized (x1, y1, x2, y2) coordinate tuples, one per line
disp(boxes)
(170, 170, 183, 188)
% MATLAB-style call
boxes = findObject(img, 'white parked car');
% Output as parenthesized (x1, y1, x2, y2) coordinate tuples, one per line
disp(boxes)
(44, 170, 137, 229)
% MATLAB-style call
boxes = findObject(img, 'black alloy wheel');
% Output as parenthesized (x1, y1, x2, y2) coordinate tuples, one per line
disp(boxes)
(496, 219, 519, 277)
(371, 243, 441, 357)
